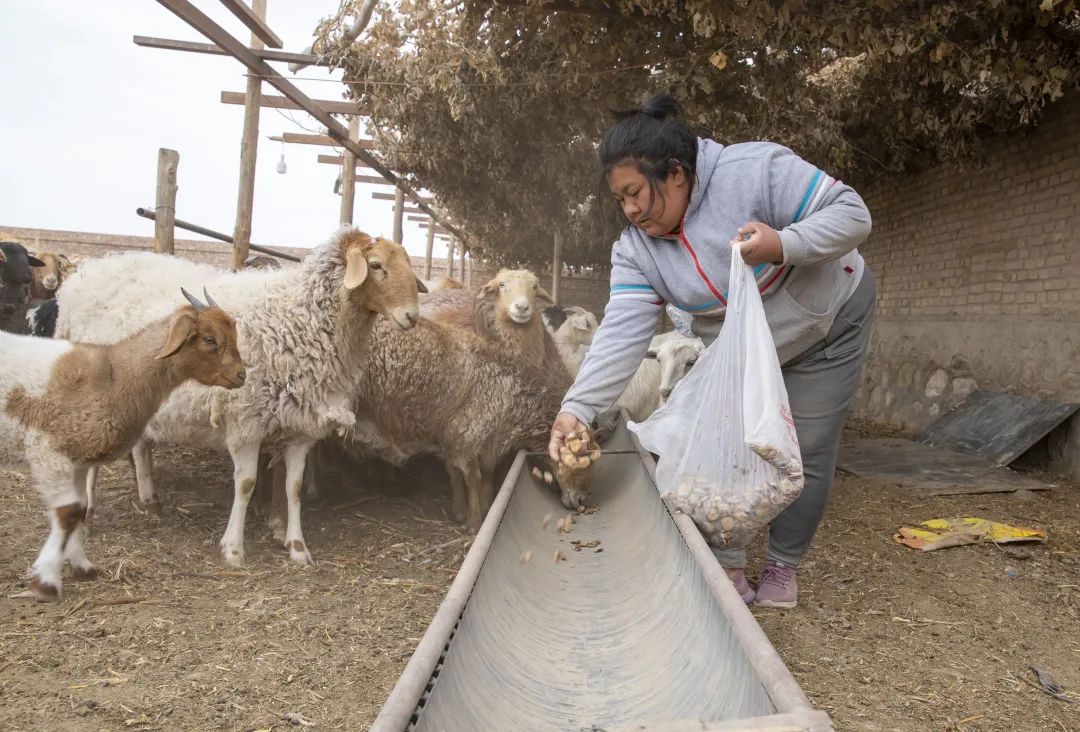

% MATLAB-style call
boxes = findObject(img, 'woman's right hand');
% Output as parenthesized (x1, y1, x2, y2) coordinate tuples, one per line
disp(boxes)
(548, 412, 589, 462)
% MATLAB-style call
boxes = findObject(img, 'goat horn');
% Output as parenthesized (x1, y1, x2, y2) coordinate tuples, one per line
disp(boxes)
(181, 287, 209, 311)
(203, 287, 221, 310)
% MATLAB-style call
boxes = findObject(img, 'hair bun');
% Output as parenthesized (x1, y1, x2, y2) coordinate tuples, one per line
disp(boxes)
(640, 92, 681, 120)
(609, 91, 682, 122)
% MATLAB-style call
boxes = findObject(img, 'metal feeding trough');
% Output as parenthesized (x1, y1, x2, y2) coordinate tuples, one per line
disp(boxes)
(372, 420, 831, 732)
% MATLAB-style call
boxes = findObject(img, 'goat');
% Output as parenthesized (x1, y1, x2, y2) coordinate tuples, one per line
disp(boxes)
(55, 228, 425, 566)
(29, 252, 76, 300)
(1, 290, 245, 601)
(646, 335, 705, 403)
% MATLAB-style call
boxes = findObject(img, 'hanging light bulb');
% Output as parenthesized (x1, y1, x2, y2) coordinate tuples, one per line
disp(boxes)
(276, 140, 287, 174)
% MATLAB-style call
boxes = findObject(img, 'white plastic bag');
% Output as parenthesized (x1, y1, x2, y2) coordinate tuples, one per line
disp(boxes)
(629, 244, 804, 548)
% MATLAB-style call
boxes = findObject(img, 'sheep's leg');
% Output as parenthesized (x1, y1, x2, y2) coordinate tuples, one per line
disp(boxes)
(220, 440, 261, 567)
(460, 460, 486, 533)
(84, 466, 97, 532)
(268, 459, 287, 543)
(448, 465, 467, 524)
(282, 440, 315, 565)
(479, 466, 497, 516)
(63, 466, 96, 581)
(131, 438, 160, 515)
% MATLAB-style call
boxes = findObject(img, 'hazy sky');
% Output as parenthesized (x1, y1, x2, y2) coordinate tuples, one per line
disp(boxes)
(0, 1, 448, 256)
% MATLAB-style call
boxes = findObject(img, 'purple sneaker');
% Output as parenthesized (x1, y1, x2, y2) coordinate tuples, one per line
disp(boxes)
(724, 568, 755, 604)
(754, 560, 798, 609)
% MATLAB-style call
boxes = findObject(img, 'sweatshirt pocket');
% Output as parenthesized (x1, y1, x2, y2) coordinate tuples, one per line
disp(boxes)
(765, 288, 832, 365)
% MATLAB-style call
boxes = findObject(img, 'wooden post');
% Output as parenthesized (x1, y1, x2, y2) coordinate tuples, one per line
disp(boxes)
(392, 188, 405, 244)
(339, 116, 360, 225)
(459, 244, 466, 284)
(424, 226, 435, 280)
(232, 0, 267, 270)
(447, 237, 456, 279)
(154, 148, 179, 254)
(552, 230, 563, 305)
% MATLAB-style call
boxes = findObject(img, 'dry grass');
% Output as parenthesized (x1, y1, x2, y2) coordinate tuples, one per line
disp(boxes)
(1, 438, 1077, 730)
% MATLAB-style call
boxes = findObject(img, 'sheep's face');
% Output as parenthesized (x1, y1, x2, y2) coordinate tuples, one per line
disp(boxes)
(482, 269, 553, 325)
(0, 242, 45, 287)
(562, 306, 598, 347)
(340, 231, 424, 330)
(156, 297, 247, 390)
(649, 337, 704, 403)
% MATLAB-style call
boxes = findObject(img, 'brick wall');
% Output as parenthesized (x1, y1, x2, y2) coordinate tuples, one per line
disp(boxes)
(852, 94, 1080, 474)
(0, 225, 617, 320)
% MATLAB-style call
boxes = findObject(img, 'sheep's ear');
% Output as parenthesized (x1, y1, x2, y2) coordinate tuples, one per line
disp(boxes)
(27, 255, 46, 268)
(343, 247, 369, 290)
(479, 278, 500, 298)
(156, 313, 197, 360)
(536, 286, 554, 304)
(415, 276, 428, 293)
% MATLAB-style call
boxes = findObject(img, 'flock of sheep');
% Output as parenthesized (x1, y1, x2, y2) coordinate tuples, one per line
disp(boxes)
(0, 230, 704, 602)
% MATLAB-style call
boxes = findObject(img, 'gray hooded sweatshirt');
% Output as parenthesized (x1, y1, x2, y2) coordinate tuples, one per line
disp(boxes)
(560, 138, 872, 426)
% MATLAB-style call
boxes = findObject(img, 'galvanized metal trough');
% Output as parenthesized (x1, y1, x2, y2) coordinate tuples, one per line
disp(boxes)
(372, 420, 832, 732)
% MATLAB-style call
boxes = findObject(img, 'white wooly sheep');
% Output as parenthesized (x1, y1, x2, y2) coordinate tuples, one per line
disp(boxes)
(544, 305, 598, 376)
(54, 229, 424, 566)
(0, 292, 245, 600)
(646, 335, 705, 403)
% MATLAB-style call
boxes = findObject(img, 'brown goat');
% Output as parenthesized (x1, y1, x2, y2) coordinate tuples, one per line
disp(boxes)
(1, 289, 245, 600)
(29, 253, 76, 300)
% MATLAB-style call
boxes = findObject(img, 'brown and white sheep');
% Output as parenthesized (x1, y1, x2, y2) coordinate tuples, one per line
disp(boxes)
(1, 290, 245, 601)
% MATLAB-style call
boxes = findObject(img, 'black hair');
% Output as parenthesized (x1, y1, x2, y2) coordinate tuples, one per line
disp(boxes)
(597, 92, 698, 224)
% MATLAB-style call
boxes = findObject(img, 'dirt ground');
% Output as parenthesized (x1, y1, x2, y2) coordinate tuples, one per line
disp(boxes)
(1, 437, 1078, 731)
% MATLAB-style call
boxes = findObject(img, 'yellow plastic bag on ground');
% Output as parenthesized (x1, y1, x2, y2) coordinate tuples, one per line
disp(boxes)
(893, 517, 1046, 551)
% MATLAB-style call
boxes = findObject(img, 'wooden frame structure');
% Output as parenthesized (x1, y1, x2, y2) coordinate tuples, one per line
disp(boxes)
(138, 0, 466, 266)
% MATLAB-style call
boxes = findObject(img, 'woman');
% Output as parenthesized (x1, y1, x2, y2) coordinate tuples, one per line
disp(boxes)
(548, 93, 876, 609)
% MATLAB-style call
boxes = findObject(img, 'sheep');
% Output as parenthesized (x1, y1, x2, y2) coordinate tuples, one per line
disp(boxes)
(422, 276, 464, 292)
(29, 252, 76, 300)
(0, 242, 45, 335)
(1, 290, 245, 601)
(345, 316, 599, 531)
(544, 305, 598, 376)
(420, 269, 563, 371)
(55, 228, 426, 566)
(646, 334, 705, 403)
(245, 254, 282, 270)
(26, 299, 59, 338)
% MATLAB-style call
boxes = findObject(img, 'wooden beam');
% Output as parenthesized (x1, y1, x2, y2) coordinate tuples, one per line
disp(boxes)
(136, 207, 301, 262)
(218, 0, 283, 48)
(407, 215, 429, 222)
(423, 226, 435, 280)
(459, 242, 465, 283)
(134, 35, 328, 66)
(402, 206, 425, 215)
(552, 230, 563, 305)
(153, 0, 464, 240)
(392, 189, 404, 244)
(355, 175, 394, 185)
(232, 0, 265, 271)
(271, 133, 375, 149)
(339, 116, 359, 225)
(373, 191, 432, 204)
(154, 148, 179, 254)
(221, 91, 364, 116)
(447, 237, 456, 279)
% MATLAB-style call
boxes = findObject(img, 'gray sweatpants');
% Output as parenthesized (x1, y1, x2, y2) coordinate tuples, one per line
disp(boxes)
(714, 268, 876, 569)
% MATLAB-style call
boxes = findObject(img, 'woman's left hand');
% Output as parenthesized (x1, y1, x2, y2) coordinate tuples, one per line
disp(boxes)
(735, 222, 784, 266)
